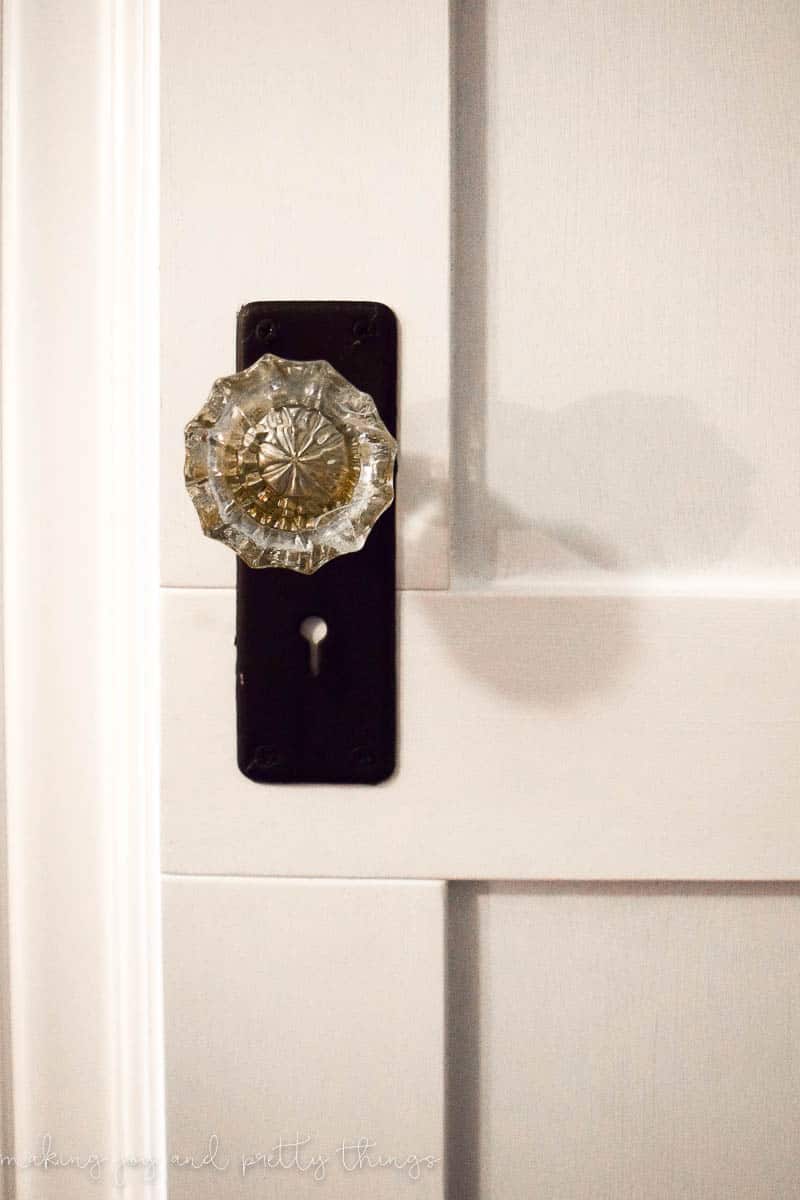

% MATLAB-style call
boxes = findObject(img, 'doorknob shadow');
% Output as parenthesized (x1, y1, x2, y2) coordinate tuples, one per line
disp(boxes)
(410, 387, 753, 704)
(419, 589, 635, 705)
(442, 0, 755, 700)
(455, 393, 754, 585)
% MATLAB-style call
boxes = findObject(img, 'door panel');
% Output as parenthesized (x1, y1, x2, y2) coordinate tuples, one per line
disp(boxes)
(452, 884, 800, 1200)
(453, 0, 800, 587)
(163, 877, 445, 1200)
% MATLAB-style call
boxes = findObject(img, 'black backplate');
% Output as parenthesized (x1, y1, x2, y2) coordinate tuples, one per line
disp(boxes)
(235, 301, 397, 784)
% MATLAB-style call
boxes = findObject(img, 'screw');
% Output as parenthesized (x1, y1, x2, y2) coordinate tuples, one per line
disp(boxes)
(256, 318, 277, 343)
(351, 315, 377, 342)
(351, 745, 376, 768)
(253, 746, 284, 769)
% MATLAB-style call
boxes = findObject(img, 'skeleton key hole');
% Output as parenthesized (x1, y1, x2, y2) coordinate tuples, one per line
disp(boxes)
(299, 616, 328, 677)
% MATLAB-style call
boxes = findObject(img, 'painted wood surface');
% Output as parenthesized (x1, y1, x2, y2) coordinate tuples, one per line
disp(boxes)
(163, 587, 800, 879)
(454, 883, 800, 1199)
(163, 876, 445, 1200)
(161, 0, 451, 591)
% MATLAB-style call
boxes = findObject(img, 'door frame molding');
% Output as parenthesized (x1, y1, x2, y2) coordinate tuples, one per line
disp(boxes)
(1, 2, 165, 1195)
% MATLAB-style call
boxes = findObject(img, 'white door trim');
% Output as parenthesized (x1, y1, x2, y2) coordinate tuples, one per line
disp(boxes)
(2, 2, 165, 1196)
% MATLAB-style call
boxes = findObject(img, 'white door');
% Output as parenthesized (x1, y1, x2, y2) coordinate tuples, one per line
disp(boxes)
(5, 2, 799, 1199)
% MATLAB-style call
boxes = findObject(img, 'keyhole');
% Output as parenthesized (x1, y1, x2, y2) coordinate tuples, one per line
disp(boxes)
(299, 616, 328, 677)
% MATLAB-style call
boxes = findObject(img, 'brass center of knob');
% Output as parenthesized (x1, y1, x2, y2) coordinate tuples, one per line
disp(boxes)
(229, 405, 359, 531)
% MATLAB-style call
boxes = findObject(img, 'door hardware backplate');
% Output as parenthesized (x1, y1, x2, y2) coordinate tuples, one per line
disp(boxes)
(235, 301, 397, 784)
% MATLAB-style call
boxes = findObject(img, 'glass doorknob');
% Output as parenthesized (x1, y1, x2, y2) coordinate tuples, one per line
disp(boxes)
(184, 353, 397, 573)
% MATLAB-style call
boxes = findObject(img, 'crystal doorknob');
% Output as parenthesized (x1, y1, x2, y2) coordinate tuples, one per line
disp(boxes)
(184, 353, 397, 574)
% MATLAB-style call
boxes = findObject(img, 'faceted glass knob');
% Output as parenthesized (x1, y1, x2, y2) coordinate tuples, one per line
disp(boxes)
(184, 354, 396, 573)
